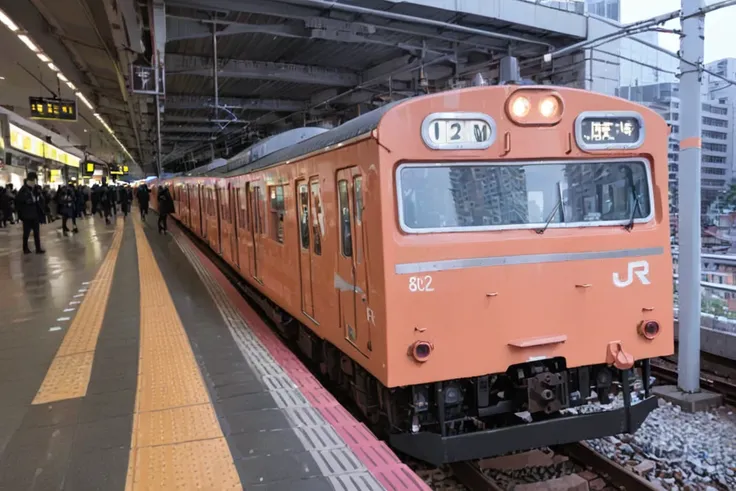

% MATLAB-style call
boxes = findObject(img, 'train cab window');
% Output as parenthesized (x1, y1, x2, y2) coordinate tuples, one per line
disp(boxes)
(338, 180, 352, 257)
(310, 181, 322, 256)
(269, 185, 285, 243)
(298, 184, 309, 250)
(397, 160, 653, 232)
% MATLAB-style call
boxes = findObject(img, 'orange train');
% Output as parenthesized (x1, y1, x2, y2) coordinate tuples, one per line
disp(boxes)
(151, 85, 673, 465)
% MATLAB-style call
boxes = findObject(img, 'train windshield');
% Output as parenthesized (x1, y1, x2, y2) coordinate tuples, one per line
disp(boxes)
(398, 160, 652, 232)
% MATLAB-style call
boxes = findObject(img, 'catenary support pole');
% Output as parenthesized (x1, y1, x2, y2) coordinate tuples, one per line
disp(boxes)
(677, 0, 705, 393)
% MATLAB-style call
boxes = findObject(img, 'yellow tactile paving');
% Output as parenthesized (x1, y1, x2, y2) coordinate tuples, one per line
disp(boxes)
(32, 220, 124, 405)
(134, 439, 242, 490)
(126, 217, 240, 490)
(135, 404, 222, 447)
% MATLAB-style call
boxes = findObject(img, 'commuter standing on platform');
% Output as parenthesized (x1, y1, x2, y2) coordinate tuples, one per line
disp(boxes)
(59, 185, 78, 236)
(0, 187, 11, 228)
(137, 184, 150, 220)
(157, 185, 174, 234)
(91, 183, 100, 216)
(15, 172, 45, 254)
(119, 184, 130, 217)
(99, 179, 112, 225)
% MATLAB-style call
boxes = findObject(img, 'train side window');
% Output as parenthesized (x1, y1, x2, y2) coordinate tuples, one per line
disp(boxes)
(338, 180, 352, 257)
(269, 185, 285, 243)
(298, 183, 309, 250)
(310, 180, 322, 256)
(221, 190, 229, 222)
(354, 176, 363, 225)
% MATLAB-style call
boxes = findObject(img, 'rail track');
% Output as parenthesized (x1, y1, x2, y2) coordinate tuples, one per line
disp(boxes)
(651, 351, 736, 405)
(440, 443, 660, 491)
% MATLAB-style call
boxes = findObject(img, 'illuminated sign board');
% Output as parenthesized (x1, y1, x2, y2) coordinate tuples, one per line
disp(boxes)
(575, 111, 644, 150)
(85, 162, 95, 174)
(8, 123, 80, 167)
(420, 112, 496, 150)
(29, 97, 78, 122)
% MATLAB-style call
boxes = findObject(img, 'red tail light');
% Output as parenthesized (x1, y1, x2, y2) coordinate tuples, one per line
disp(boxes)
(638, 320, 660, 340)
(409, 341, 433, 363)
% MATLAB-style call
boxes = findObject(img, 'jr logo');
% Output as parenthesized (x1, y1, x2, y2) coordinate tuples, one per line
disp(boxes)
(613, 260, 651, 288)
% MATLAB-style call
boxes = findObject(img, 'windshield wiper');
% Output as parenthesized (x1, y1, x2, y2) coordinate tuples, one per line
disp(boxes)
(536, 182, 564, 235)
(621, 166, 641, 232)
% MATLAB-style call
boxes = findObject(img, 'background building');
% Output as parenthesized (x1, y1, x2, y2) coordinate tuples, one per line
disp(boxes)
(618, 82, 733, 214)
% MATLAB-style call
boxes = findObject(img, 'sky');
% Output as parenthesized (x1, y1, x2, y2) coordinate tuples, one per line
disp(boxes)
(620, 0, 736, 63)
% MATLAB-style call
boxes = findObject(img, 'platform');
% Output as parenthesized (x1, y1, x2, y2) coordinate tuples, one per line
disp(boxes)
(0, 213, 426, 490)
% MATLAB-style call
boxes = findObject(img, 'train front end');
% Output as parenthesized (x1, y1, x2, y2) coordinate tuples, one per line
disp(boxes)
(378, 86, 673, 465)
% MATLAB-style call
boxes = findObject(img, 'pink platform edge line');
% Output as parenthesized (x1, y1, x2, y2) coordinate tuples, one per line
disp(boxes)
(172, 224, 430, 491)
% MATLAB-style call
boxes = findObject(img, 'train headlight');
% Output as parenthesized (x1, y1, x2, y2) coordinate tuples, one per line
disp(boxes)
(539, 96, 561, 118)
(510, 95, 531, 118)
(506, 90, 564, 125)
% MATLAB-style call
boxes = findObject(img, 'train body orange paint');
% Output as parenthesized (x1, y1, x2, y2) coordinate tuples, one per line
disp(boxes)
(148, 86, 673, 464)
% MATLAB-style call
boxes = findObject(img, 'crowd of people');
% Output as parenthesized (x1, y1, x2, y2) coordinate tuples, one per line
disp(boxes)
(0, 173, 173, 254)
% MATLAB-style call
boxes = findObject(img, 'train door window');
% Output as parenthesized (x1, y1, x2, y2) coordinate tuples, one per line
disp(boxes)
(353, 176, 363, 263)
(221, 189, 229, 222)
(269, 185, 285, 243)
(338, 180, 352, 257)
(237, 188, 247, 229)
(310, 180, 322, 255)
(298, 183, 309, 250)
(253, 185, 264, 234)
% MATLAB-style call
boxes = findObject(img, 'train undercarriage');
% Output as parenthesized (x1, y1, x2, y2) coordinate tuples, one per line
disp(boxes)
(184, 225, 658, 466)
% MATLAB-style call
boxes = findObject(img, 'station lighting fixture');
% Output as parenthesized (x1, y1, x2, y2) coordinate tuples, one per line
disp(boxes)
(0, 10, 18, 32)
(17, 34, 39, 52)
(0, 7, 139, 166)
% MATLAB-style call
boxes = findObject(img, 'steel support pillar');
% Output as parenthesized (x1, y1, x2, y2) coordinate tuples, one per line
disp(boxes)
(150, 0, 166, 176)
(677, 0, 705, 393)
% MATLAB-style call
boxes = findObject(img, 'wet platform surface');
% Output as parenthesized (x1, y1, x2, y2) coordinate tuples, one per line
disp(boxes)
(0, 213, 426, 491)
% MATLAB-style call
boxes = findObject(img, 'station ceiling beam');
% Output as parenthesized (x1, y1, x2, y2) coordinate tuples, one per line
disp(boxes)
(163, 116, 249, 124)
(161, 126, 220, 133)
(166, 15, 442, 56)
(164, 95, 305, 112)
(166, 55, 360, 87)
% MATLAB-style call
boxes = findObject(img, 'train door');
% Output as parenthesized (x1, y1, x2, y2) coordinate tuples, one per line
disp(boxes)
(296, 179, 314, 320)
(230, 183, 240, 269)
(246, 181, 261, 282)
(336, 168, 370, 356)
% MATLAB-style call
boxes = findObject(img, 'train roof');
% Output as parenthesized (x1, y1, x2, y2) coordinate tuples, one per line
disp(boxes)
(218, 98, 406, 178)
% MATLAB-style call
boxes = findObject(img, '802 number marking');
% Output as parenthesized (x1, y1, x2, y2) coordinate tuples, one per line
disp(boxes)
(409, 275, 434, 292)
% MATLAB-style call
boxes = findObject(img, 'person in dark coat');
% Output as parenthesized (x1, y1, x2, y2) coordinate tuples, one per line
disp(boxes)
(99, 179, 113, 225)
(91, 184, 100, 216)
(74, 185, 85, 218)
(137, 184, 150, 220)
(15, 172, 45, 254)
(58, 185, 78, 235)
(157, 185, 174, 233)
(118, 185, 130, 217)
(0, 187, 11, 228)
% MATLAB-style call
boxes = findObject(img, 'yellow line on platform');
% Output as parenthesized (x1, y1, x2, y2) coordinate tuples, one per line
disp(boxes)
(126, 217, 240, 491)
(32, 220, 124, 405)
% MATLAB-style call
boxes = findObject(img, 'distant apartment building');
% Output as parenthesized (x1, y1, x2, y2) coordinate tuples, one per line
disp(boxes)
(618, 82, 733, 213)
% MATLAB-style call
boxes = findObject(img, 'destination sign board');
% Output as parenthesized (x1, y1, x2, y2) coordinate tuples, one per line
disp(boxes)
(421, 112, 496, 150)
(576, 111, 643, 150)
(29, 97, 77, 122)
